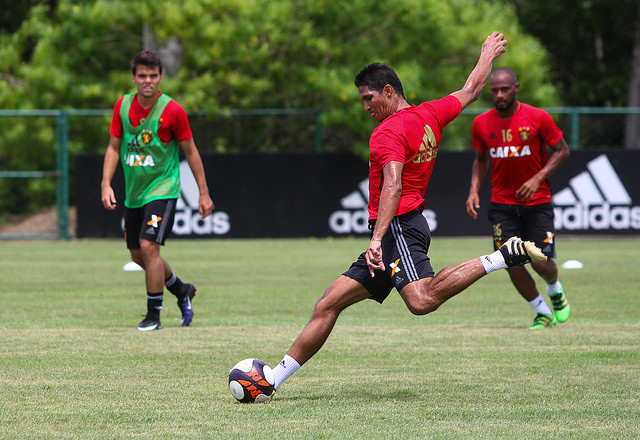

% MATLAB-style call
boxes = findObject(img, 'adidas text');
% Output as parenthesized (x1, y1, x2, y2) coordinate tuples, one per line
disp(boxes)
(554, 203, 640, 231)
(553, 155, 639, 232)
(329, 209, 369, 234)
(173, 209, 230, 235)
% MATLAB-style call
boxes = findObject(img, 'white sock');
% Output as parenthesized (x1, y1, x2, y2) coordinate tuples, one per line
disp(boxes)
(272, 355, 300, 390)
(546, 281, 562, 296)
(480, 250, 507, 274)
(528, 294, 553, 315)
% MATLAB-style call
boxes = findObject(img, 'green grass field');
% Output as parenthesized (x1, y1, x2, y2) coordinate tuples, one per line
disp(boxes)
(0, 237, 638, 439)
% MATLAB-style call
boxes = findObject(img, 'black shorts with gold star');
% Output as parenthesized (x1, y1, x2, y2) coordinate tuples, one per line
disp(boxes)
(124, 198, 177, 249)
(343, 209, 435, 303)
(488, 202, 557, 259)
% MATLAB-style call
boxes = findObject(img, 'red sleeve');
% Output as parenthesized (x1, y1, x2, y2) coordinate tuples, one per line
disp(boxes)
(164, 100, 193, 143)
(538, 110, 563, 146)
(471, 115, 488, 152)
(109, 97, 125, 138)
(370, 122, 406, 169)
(435, 95, 463, 128)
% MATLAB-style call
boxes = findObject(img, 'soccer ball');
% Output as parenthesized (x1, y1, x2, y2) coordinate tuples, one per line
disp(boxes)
(228, 358, 275, 403)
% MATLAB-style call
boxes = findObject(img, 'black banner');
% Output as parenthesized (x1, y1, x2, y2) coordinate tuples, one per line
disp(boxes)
(76, 150, 640, 238)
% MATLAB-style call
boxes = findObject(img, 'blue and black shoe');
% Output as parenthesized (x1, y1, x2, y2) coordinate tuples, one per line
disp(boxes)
(179, 283, 197, 326)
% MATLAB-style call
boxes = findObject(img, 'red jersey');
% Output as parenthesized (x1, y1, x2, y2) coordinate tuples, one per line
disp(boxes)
(472, 102, 563, 205)
(368, 95, 462, 219)
(110, 92, 193, 143)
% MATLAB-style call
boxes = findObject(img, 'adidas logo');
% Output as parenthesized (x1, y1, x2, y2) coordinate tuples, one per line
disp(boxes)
(553, 154, 640, 231)
(172, 160, 231, 236)
(328, 179, 370, 234)
(328, 179, 439, 234)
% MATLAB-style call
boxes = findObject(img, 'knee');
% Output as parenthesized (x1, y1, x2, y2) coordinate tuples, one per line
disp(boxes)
(405, 294, 440, 316)
(313, 290, 334, 315)
(139, 239, 160, 259)
(129, 249, 144, 267)
(312, 287, 343, 318)
(532, 259, 557, 280)
(139, 239, 153, 253)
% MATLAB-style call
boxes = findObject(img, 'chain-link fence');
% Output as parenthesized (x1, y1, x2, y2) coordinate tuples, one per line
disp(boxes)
(1, 107, 639, 238)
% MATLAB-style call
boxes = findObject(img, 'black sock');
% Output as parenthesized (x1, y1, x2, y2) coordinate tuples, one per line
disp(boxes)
(146, 292, 163, 321)
(165, 272, 186, 299)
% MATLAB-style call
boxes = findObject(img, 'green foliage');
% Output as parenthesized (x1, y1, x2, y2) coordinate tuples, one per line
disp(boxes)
(0, 0, 554, 217)
(1, 0, 555, 138)
(510, 0, 640, 107)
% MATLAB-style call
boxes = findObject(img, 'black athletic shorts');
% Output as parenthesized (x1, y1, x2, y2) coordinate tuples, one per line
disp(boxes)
(343, 209, 435, 304)
(488, 202, 556, 258)
(124, 199, 177, 249)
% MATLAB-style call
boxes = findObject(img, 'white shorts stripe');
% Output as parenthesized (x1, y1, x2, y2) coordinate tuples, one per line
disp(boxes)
(390, 218, 419, 282)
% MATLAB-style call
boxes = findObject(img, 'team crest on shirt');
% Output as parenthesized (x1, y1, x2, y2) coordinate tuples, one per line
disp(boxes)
(140, 129, 154, 145)
(518, 126, 532, 143)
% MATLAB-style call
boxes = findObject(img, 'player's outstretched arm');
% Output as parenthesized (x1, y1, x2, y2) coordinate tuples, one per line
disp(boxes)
(451, 32, 507, 109)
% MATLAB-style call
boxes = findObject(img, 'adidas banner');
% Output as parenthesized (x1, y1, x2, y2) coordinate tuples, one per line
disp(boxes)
(76, 150, 640, 238)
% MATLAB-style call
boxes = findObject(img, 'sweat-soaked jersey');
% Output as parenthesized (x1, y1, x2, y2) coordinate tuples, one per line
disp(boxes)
(368, 95, 462, 219)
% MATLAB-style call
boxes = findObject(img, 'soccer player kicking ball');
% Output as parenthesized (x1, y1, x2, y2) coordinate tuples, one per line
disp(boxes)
(270, 33, 546, 392)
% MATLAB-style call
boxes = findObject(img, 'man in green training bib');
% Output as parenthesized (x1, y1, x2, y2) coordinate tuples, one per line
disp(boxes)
(101, 50, 213, 331)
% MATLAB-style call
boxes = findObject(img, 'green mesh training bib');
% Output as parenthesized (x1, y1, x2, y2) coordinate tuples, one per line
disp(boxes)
(119, 93, 180, 208)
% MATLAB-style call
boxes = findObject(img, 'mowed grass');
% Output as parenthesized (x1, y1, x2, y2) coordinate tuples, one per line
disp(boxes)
(0, 236, 638, 439)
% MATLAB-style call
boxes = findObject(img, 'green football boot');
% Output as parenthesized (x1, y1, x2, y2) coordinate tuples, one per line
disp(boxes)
(549, 287, 570, 323)
(529, 313, 557, 330)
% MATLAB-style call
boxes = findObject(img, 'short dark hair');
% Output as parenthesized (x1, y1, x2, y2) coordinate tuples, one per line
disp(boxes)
(131, 50, 163, 75)
(354, 62, 405, 98)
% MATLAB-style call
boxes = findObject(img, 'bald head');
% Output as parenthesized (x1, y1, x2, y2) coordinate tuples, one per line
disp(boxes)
(490, 67, 517, 85)
(489, 67, 519, 115)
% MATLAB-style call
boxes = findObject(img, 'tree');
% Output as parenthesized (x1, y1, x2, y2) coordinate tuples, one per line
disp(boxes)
(509, 0, 640, 149)
(624, 16, 640, 149)
(0, 0, 553, 217)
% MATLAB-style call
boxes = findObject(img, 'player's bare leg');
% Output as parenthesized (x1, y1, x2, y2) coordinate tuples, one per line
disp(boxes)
(272, 276, 369, 389)
(139, 239, 166, 292)
(506, 265, 555, 329)
(507, 266, 539, 301)
(129, 245, 174, 281)
(399, 258, 488, 315)
(288, 276, 370, 365)
(134, 239, 167, 331)
(532, 258, 570, 323)
(133, 242, 197, 328)
(400, 236, 546, 316)
(531, 259, 558, 284)
(273, 237, 545, 388)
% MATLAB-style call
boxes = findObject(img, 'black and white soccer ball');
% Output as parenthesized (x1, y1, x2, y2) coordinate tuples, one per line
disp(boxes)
(228, 358, 275, 403)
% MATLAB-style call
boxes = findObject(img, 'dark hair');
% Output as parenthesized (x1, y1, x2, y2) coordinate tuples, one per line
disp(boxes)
(130, 50, 163, 75)
(354, 62, 404, 98)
